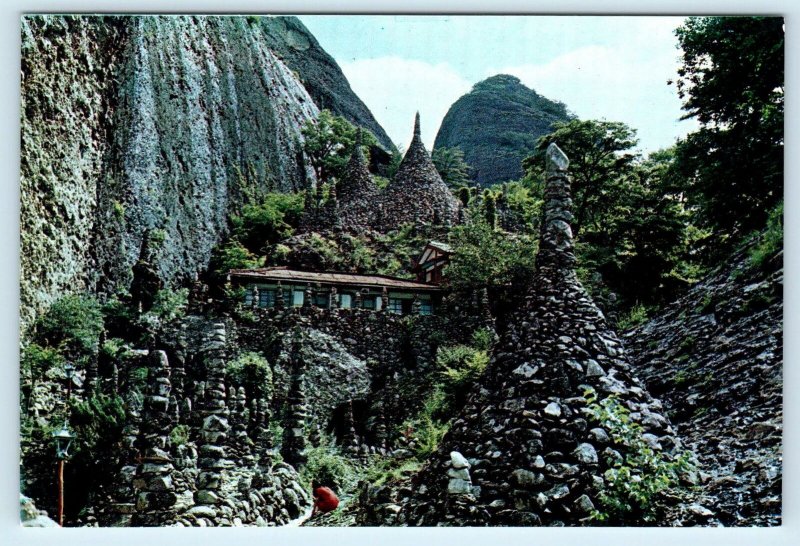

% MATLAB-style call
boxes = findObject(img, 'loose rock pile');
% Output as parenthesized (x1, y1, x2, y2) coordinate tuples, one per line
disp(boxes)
(624, 246, 783, 526)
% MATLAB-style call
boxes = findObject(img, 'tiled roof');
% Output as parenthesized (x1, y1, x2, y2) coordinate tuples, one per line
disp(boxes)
(229, 267, 442, 291)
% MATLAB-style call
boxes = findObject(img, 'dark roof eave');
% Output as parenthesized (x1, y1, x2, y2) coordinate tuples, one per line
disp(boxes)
(229, 268, 444, 292)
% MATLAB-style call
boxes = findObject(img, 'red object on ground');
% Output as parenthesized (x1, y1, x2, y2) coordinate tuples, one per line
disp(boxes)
(313, 486, 339, 513)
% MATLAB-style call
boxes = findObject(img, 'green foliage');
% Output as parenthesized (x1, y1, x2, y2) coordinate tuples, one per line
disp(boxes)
(483, 190, 497, 229)
(147, 288, 188, 323)
(436, 345, 489, 402)
(447, 213, 537, 290)
(302, 110, 377, 184)
(363, 456, 422, 488)
(400, 388, 452, 459)
(670, 17, 783, 253)
(209, 240, 265, 281)
(432, 146, 472, 188)
(226, 352, 274, 401)
(748, 201, 783, 269)
(34, 294, 104, 358)
(525, 122, 699, 310)
(231, 192, 305, 254)
(21, 343, 63, 381)
(169, 424, 190, 447)
(471, 327, 495, 352)
(615, 303, 652, 331)
(584, 389, 695, 524)
(69, 394, 126, 460)
(301, 434, 357, 492)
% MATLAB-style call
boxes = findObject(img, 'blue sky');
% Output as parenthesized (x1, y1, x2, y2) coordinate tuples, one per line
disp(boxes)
(299, 15, 699, 153)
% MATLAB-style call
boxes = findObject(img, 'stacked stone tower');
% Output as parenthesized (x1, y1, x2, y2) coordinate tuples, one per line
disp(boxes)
(281, 330, 309, 467)
(381, 113, 462, 229)
(336, 128, 382, 230)
(403, 144, 678, 526)
(132, 351, 176, 526)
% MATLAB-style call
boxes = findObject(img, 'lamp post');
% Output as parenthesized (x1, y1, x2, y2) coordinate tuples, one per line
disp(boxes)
(52, 424, 75, 527)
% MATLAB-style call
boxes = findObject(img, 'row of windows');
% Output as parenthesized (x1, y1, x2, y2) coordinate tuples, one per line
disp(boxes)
(244, 287, 432, 315)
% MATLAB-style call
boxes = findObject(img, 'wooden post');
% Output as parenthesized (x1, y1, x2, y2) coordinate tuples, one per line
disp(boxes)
(56, 459, 64, 527)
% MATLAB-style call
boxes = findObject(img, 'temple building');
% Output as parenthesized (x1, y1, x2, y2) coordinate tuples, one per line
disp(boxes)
(229, 266, 443, 315)
(413, 241, 452, 284)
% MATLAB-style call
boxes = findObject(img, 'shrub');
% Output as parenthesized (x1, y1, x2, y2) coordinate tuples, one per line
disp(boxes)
(21, 343, 63, 382)
(34, 294, 104, 358)
(231, 192, 305, 253)
(584, 389, 695, 524)
(400, 388, 452, 459)
(226, 352, 273, 401)
(363, 456, 422, 488)
(209, 240, 264, 282)
(471, 327, 495, 352)
(301, 434, 357, 493)
(447, 214, 537, 291)
(436, 344, 490, 405)
(148, 288, 188, 322)
(748, 201, 783, 269)
(169, 424, 190, 447)
(615, 303, 652, 331)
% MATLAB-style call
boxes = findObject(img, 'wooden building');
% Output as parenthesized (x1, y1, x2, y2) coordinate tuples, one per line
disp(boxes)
(413, 241, 452, 284)
(229, 267, 442, 315)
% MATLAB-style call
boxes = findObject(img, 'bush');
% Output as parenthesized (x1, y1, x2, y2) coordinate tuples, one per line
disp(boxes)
(169, 424, 190, 447)
(232, 192, 305, 253)
(148, 288, 188, 322)
(748, 201, 783, 269)
(209, 240, 265, 281)
(447, 214, 537, 290)
(400, 388, 451, 459)
(436, 345, 489, 401)
(34, 294, 104, 357)
(615, 303, 652, 331)
(584, 389, 695, 524)
(21, 343, 63, 382)
(226, 352, 273, 401)
(301, 434, 357, 493)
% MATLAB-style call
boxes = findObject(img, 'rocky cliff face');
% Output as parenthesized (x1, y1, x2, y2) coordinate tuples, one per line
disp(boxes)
(623, 248, 782, 526)
(256, 16, 395, 152)
(434, 75, 572, 186)
(21, 15, 388, 329)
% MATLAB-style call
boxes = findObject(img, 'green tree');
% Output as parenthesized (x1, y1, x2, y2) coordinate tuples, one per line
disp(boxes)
(432, 146, 472, 188)
(524, 121, 697, 309)
(446, 212, 537, 291)
(670, 17, 784, 254)
(302, 110, 377, 184)
(231, 192, 305, 254)
(523, 119, 639, 237)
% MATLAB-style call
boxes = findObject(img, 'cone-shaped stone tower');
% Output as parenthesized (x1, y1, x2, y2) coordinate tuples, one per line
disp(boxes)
(402, 143, 679, 526)
(336, 128, 382, 230)
(381, 113, 461, 229)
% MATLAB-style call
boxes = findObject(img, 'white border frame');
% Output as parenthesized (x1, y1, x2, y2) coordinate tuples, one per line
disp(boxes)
(2, 2, 796, 545)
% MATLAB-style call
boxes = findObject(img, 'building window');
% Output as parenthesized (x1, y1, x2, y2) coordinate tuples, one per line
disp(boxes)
(340, 294, 352, 309)
(315, 292, 329, 308)
(292, 290, 304, 307)
(362, 297, 375, 310)
(426, 271, 432, 282)
(420, 300, 433, 316)
(260, 290, 275, 308)
(244, 288, 254, 307)
(388, 298, 403, 315)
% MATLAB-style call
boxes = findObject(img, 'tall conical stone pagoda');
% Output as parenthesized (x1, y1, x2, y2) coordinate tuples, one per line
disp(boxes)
(381, 113, 462, 229)
(403, 143, 680, 526)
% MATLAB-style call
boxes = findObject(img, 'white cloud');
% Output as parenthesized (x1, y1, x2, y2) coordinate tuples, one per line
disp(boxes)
(494, 41, 699, 153)
(339, 56, 473, 150)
